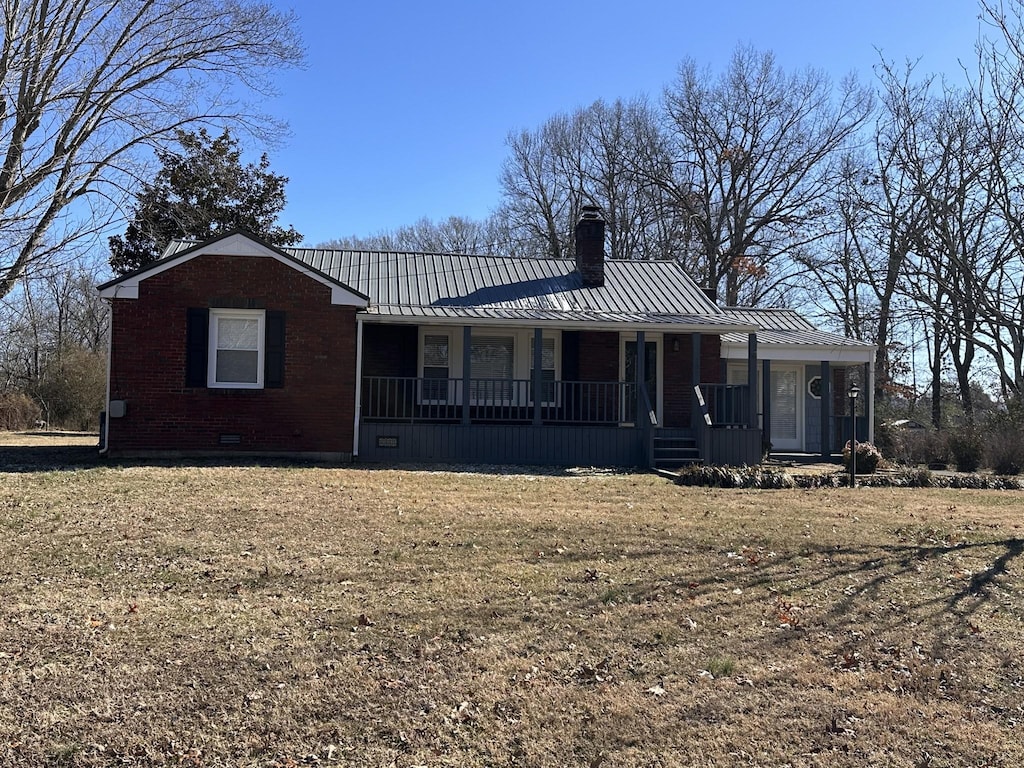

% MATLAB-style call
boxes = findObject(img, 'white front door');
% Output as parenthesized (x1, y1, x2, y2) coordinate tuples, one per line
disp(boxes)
(769, 366, 802, 451)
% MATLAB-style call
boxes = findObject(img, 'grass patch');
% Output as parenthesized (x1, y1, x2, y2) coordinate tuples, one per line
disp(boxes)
(1, 437, 1023, 765)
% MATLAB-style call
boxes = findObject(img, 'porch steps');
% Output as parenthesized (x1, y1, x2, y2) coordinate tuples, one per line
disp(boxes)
(652, 435, 701, 470)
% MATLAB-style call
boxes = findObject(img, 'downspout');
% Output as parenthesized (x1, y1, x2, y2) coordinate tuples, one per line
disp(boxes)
(352, 314, 364, 459)
(98, 295, 114, 456)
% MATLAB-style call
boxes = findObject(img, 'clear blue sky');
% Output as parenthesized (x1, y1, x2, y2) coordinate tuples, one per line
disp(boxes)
(266, 0, 983, 247)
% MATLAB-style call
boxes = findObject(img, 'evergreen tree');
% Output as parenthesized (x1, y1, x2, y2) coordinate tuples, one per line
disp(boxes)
(109, 129, 302, 274)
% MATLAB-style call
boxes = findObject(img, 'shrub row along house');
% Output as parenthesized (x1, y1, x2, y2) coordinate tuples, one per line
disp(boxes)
(97, 208, 875, 468)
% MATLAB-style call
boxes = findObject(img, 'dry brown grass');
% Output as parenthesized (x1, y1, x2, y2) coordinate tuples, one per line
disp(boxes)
(1, 434, 1022, 766)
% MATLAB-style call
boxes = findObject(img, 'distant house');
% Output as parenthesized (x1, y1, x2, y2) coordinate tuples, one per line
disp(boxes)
(97, 208, 874, 468)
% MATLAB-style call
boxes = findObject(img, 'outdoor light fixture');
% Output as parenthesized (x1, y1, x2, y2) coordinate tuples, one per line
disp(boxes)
(848, 383, 860, 487)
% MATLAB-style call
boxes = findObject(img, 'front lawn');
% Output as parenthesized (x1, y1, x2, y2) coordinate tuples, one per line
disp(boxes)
(0, 443, 1021, 765)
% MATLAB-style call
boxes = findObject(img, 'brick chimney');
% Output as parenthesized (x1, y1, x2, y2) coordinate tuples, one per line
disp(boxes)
(575, 205, 605, 288)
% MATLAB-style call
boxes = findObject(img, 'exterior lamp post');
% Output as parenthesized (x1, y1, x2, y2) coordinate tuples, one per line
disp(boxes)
(848, 383, 860, 487)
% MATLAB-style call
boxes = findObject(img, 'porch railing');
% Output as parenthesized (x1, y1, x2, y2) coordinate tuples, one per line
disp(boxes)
(362, 376, 636, 425)
(698, 383, 751, 427)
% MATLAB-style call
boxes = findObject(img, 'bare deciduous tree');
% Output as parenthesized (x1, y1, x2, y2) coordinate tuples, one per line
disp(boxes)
(321, 215, 503, 254)
(652, 45, 874, 305)
(0, 0, 303, 298)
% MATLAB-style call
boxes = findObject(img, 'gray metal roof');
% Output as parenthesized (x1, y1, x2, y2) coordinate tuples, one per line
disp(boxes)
(720, 307, 816, 332)
(288, 249, 724, 317)
(160, 238, 750, 329)
(722, 328, 875, 347)
(720, 308, 873, 348)
(156, 237, 871, 343)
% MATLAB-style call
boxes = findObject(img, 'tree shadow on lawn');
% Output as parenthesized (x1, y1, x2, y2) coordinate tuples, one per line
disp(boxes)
(619, 533, 1024, 667)
(756, 537, 1022, 678)
(0, 441, 615, 477)
(0, 443, 101, 472)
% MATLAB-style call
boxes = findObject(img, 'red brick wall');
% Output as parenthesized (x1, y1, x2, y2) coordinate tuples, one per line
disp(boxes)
(702, 334, 722, 384)
(662, 333, 723, 428)
(577, 331, 618, 381)
(362, 323, 417, 377)
(663, 334, 689, 428)
(107, 252, 358, 456)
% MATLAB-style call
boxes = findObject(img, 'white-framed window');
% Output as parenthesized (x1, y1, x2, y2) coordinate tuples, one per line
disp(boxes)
(209, 309, 264, 388)
(416, 327, 562, 406)
(420, 331, 452, 403)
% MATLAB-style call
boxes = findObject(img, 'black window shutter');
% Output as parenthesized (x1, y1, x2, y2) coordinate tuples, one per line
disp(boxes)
(265, 310, 285, 388)
(185, 308, 209, 387)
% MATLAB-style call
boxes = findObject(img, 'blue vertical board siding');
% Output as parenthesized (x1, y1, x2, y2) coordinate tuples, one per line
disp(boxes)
(359, 423, 643, 466)
(805, 364, 822, 453)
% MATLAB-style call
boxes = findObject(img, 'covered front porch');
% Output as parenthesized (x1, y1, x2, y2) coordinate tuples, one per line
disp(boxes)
(353, 321, 765, 468)
(721, 324, 877, 460)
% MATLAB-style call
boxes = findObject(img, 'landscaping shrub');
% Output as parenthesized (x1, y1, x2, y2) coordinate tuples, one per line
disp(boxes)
(674, 465, 795, 489)
(872, 421, 898, 460)
(0, 391, 42, 430)
(30, 348, 106, 431)
(916, 429, 949, 467)
(673, 464, 1024, 490)
(987, 426, 1024, 475)
(948, 427, 984, 473)
(881, 427, 947, 467)
(843, 440, 882, 474)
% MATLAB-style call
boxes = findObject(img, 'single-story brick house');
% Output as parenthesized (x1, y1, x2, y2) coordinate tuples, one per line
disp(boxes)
(98, 208, 875, 468)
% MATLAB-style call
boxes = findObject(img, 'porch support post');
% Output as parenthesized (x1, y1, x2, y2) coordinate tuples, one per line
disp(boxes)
(747, 333, 758, 429)
(532, 327, 543, 426)
(462, 325, 472, 425)
(866, 360, 875, 444)
(820, 360, 831, 459)
(635, 330, 646, 428)
(761, 358, 772, 452)
(691, 332, 702, 430)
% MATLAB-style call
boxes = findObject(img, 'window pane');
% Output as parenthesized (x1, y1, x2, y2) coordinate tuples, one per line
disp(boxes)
(217, 349, 259, 383)
(530, 337, 555, 370)
(471, 336, 513, 378)
(471, 336, 513, 401)
(218, 318, 259, 350)
(423, 335, 449, 368)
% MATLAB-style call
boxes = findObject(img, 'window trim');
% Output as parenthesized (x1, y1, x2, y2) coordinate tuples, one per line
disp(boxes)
(418, 329, 454, 404)
(208, 309, 266, 389)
